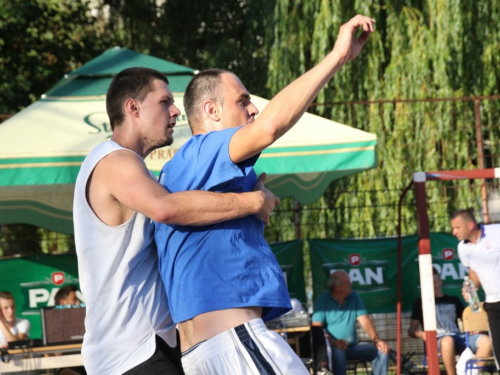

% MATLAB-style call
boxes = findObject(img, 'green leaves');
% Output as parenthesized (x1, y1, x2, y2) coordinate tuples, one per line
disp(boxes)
(265, 0, 500, 241)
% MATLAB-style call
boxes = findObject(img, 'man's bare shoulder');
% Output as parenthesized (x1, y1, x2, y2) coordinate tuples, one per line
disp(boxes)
(87, 149, 149, 225)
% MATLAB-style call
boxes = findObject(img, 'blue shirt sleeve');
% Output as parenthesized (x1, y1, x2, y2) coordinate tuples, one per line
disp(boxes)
(160, 127, 259, 193)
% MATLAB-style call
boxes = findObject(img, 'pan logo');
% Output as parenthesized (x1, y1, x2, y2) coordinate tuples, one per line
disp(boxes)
(52, 272, 65, 285)
(20, 273, 81, 314)
(323, 259, 389, 291)
(349, 254, 361, 266)
(442, 248, 454, 261)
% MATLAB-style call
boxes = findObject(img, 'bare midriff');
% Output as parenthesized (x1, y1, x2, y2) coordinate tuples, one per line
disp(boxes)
(178, 307, 262, 352)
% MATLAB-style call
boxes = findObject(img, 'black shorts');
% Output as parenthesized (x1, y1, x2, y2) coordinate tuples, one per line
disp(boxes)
(123, 334, 184, 375)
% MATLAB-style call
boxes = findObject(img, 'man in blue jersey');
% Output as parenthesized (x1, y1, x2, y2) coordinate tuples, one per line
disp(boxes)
(154, 15, 376, 374)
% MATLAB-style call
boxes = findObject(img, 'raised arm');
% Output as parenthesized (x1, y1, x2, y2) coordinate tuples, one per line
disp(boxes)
(229, 15, 375, 163)
(89, 150, 279, 226)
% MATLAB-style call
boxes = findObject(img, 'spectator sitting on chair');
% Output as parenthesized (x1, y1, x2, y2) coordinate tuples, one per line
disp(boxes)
(408, 266, 492, 375)
(312, 270, 390, 375)
(55, 285, 80, 306)
(54, 286, 87, 375)
(0, 291, 30, 348)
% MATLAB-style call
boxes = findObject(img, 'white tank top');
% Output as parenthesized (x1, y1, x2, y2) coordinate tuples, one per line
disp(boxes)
(74, 140, 175, 375)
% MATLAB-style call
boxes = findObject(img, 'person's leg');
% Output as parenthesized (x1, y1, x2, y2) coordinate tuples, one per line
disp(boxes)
(484, 301, 500, 368)
(470, 333, 492, 369)
(438, 335, 457, 375)
(329, 346, 348, 375)
(124, 335, 182, 375)
(345, 342, 387, 375)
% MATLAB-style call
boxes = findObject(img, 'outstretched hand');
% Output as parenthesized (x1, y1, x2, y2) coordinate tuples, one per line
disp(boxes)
(253, 173, 280, 225)
(333, 15, 376, 64)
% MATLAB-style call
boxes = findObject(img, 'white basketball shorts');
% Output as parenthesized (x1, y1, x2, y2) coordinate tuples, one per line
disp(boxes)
(181, 318, 309, 375)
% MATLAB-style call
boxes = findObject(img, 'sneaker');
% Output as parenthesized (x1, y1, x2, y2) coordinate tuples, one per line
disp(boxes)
(317, 368, 334, 375)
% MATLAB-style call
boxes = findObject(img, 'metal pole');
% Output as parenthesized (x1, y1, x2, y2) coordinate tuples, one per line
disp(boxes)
(474, 100, 490, 223)
(396, 180, 414, 375)
(414, 172, 440, 375)
(293, 200, 301, 239)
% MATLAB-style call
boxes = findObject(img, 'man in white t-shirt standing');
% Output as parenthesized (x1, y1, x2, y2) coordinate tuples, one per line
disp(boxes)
(450, 208, 500, 367)
(0, 291, 30, 348)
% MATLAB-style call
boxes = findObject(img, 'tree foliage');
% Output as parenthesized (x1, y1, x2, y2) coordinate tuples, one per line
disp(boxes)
(2, 0, 500, 253)
(266, 0, 500, 241)
(0, 0, 117, 113)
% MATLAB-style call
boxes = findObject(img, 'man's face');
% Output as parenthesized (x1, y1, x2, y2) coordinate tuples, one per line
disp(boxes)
(0, 298, 15, 324)
(450, 216, 474, 241)
(61, 291, 79, 305)
(138, 79, 181, 149)
(218, 73, 259, 129)
(335, 272, 352, 298)
(433, 273, 442, 294)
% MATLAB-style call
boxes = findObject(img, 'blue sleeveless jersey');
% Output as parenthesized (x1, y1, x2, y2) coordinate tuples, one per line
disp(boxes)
(154, 127, 291, 323)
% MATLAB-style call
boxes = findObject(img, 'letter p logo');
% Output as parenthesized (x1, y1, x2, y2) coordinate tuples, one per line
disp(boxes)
(442, 248, 454, 261)
(51, 272, 65, 285)
(349, 254, 361, 266)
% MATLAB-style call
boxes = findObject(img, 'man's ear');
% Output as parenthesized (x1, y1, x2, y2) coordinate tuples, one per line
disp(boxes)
(203, 100, 221, 121)
(124, 98, 139, 117)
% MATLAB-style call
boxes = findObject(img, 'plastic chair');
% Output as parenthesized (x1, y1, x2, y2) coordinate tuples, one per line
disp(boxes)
(462, 303, 496, 375)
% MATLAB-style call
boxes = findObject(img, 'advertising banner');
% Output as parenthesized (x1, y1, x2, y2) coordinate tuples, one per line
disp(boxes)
(2, 243, 304, 339)
(0, 254, 81, 339)
(270, 240, 306, 303)
(309, 233, 474, 313)
(2, 234, 473, 338)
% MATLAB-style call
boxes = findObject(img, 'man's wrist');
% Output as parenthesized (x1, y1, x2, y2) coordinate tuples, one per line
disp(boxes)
(245, 191, 262, 215)
(373, 334, 380, 343)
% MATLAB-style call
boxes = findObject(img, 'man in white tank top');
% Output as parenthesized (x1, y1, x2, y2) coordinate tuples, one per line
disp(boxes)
(73, 67, 279, 375)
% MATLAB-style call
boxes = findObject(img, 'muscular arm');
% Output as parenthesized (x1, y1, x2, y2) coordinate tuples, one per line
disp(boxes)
(229, 15, 375, 163)
(89, 151, 279, 226)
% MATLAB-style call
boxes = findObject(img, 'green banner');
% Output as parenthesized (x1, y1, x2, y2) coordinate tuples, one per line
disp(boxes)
(309, 233, 474, 313)
(2, 234, 473, 338)
(270, 240, 306, 303)
(1, 244, 305, 339)
(0, 254, 81, 339)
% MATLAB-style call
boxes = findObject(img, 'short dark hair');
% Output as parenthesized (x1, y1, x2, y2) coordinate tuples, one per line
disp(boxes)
(106, 67, 169, 130)
(183, 69, 227, 131)
(54, 285, 78, 305)
(450, 208, 477, 223)
(432, 266, 439, 277)
(0, 291, 13, 301)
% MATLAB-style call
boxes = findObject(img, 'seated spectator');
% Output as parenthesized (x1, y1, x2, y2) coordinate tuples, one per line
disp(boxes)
(0, 291, 30, 348)
(312, 270, 389, 375)
(408, 267, 492, 375)
(54, 285, 80, 306)
(54, 285, 86, 375)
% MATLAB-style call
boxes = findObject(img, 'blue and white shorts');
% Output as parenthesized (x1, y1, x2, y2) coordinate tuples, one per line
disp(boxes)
(181, 318, 309, 375)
